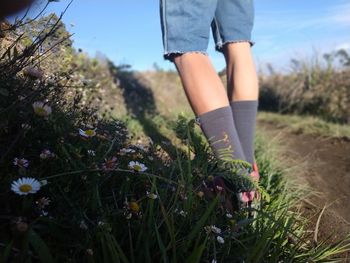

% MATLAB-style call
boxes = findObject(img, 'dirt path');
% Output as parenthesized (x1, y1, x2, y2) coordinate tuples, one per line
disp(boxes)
(257, 119, 350, 240)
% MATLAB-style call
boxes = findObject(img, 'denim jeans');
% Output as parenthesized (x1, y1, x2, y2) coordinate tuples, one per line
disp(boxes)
(159, 0, 255, 62)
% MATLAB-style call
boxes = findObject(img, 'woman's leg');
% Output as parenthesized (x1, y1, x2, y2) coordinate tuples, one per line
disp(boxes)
(223, 42, 259, 165)
(172, 52, 246, 161)
(173, 52, 228, 115)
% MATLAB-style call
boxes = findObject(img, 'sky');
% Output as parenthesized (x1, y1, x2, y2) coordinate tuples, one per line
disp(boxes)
(19, 0, 350, 72)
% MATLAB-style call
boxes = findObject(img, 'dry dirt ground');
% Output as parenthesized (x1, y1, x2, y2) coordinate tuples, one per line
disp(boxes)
(257, 119, 350, 244)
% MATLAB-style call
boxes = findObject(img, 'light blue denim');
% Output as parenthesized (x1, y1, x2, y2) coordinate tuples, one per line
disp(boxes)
(159, 0, 255, 62)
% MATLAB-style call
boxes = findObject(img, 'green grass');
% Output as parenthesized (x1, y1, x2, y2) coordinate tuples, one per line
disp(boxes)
(2, 111, 350, 262)
(258, 111, 350, 139)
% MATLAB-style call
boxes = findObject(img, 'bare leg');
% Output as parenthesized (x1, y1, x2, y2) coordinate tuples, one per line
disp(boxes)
(223, 42, 259, 166)
(223, 42, 259, 101)
(172, 52, 246, 161)
(173, 52, 229, 115)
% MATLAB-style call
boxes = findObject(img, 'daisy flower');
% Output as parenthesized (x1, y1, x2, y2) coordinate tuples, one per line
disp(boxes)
(211, 225, 222, 234)
(13, 158, 29, 168)
(40, 149, 55, 159)
(79, 128, 96, 138)
(32, 101, 52, 117)
(11, 177, 41, 195)
(128, 161, 148, 172)
(217, 236, 225, 244)
(205, 225, 222, 235)
(102, 156, 117, 171)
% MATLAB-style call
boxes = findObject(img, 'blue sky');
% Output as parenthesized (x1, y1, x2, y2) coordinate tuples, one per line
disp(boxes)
(23, 0, 350, 72)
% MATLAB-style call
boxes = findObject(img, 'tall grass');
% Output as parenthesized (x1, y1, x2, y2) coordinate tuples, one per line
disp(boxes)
(258, 50, 350, 124)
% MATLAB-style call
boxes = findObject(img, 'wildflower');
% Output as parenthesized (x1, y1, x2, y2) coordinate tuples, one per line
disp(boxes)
(35, 197, 51, 209)
(86, 249, 94, 256)
(129, 201, 140, 213)
(40, 149, 55, 159)
(217, 236, 225, 244)
(32, 101, 52, 117)
(226, 213, 233, 219)
(119, 148, 136, 154)
(23, 67, 43, 79)
(102, 156, 117, 171)
(146, 191, 158, 200)
(205, 225, 222, 235)
(87, 150, 96, 156)
(11, 177, 41, 195)
(79, 128, 96, 138)
(128, 161, 148, 172)
(13, 158, 29, 168)
(179, 210, 187, 217)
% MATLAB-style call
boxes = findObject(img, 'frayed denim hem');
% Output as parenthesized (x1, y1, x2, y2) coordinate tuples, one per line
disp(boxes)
(163, 50, 209, 62)
(215, 40, 255, 53)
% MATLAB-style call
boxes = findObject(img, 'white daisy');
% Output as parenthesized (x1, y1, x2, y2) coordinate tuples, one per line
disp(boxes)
(79, 128, 96, 138)
(13, 158, 29, 168)
(32, 101, 52, 117)
(128, 161, 148, 172)
(217, 236, 225, 244)
(11, 177, 41, 195)
(209, 225, 222, 234)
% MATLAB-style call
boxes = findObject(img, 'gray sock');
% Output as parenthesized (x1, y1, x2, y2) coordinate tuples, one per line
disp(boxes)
(196, 106, 246, 161)
(230, 100, 258, 164)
